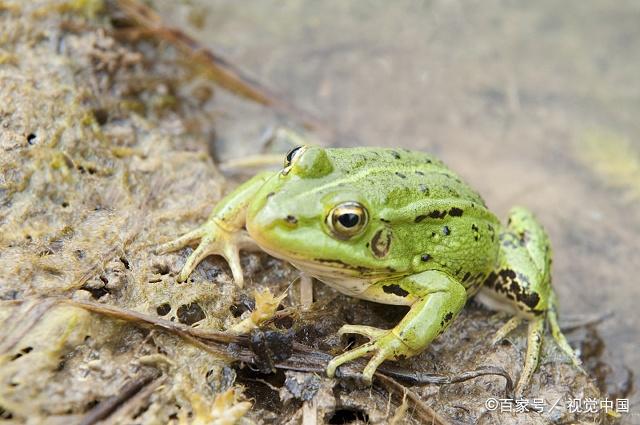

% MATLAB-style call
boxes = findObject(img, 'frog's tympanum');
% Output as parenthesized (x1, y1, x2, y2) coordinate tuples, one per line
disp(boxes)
(158, 145, 583, 396)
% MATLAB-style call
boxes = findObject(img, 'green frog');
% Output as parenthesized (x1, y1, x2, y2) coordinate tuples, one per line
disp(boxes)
(157, 145, 583, 396)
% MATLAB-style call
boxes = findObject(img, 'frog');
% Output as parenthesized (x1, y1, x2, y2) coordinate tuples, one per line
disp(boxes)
(157, 144, 583, 396)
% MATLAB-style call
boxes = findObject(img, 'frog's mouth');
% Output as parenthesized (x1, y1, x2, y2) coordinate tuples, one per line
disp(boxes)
(255, 241, 369, 277)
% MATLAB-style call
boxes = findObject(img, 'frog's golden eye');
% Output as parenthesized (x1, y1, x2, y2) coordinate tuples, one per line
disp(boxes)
(284, 145, 305, 168)
(327, 201, 369, 239)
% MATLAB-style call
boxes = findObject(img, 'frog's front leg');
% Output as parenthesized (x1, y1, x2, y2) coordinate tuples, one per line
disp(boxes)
(326, 270, 467, 383)
(156, 171, 273, 287)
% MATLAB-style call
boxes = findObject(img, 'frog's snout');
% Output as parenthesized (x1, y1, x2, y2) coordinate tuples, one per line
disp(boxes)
(247, 197, 298, 233)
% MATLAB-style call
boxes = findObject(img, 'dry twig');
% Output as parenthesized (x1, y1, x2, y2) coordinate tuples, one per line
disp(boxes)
(78, 369, 162, 425)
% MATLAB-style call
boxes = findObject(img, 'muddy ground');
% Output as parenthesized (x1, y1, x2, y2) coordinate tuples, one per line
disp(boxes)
(0, 1, 637, 424)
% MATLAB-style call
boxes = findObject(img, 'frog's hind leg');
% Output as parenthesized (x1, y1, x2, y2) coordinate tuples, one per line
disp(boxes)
(486, 310, 546, 397)
(479, 207, 581, 396)
(548, 292, 584, 371)
(518, 316, 545, 397)
(491, 316, 522, 345)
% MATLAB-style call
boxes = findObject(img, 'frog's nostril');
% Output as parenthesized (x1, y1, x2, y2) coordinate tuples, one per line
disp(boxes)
(285, 215, 298, 225)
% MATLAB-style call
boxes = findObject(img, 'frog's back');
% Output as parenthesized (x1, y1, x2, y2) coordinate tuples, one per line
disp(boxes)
(325, 148, 485, 204)
(325, 147, 501, 292)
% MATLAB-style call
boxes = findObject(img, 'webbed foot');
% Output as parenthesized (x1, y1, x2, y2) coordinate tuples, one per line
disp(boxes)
(156, 221, 254, 287)
(327, 325, 417, 384)
(492, 311, 584, 397)
(548, 294, 585, 373)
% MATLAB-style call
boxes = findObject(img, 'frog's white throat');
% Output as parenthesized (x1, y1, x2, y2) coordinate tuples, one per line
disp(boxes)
(257, 244, 374, 298)
(290, 259, 375, 298)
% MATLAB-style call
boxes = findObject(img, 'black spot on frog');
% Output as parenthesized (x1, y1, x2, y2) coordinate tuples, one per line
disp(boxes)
(383, 284, 409, 297)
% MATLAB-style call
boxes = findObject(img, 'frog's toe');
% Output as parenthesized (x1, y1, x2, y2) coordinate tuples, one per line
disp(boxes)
(221, 244, 244, 287)
(491, 316, 522, 346)
(155, 227, 206, 255)
(177, 235, 216, 282)
(338, 324, 387, 341)
(361, 344, 398, 383)
(156, 221, 247, 286)
(548, 307, 584, 372)
(175, 232, 246, 287)
(326, 342, 377, 379)
(327, 331, 411, 383)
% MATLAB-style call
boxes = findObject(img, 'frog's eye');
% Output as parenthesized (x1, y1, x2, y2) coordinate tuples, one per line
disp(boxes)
(327, 201, 369, 239)
(284, 146, 305, 168)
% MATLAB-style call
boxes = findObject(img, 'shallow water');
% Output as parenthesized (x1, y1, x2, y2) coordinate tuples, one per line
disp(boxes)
(158, 0, 639, 419)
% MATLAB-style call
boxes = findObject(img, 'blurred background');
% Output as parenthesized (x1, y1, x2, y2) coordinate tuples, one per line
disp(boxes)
(155, 0, 639, 415)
